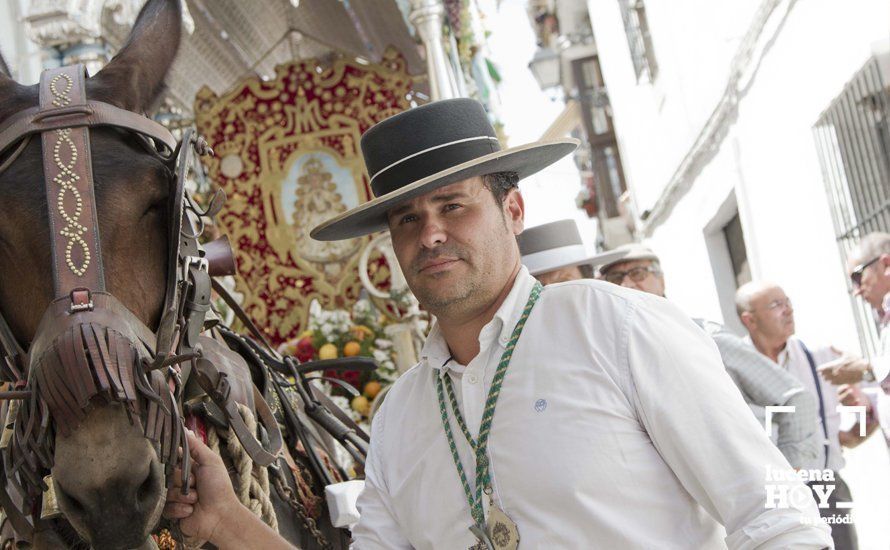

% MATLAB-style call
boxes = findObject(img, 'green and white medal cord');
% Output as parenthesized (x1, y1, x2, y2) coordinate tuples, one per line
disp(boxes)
(435, 282, 543, 534)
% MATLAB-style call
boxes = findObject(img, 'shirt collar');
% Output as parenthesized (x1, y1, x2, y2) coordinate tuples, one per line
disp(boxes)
(422, 266, 538, 373)
(776, 340, 791, 367)
(743, 334, 791, 366)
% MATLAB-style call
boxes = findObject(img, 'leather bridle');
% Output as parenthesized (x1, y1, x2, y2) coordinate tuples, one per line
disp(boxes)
(0, 64, 284, 540)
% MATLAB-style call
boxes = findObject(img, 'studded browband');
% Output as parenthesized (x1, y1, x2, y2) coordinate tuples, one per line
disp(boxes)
(0, 65, 176, 307)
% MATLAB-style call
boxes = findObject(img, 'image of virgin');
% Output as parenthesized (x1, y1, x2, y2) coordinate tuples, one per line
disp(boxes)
(283, 152, 362, 268)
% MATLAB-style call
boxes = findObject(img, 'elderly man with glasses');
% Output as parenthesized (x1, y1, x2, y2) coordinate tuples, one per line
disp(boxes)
(598, 243, 666, 295)
(736, 281, 878, 550)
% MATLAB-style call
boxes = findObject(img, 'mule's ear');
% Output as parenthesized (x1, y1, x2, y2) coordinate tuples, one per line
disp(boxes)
(90, 0, 182, 112)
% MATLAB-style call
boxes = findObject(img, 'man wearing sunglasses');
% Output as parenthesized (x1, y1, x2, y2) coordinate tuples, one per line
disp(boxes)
(826, 233, 890, 455)
(824, 234, 890, 387)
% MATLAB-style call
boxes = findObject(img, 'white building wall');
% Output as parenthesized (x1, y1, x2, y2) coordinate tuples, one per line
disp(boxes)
(586, 0, 760, 211)
(588, 0, 889, 349)
(587, 0, 890, 545)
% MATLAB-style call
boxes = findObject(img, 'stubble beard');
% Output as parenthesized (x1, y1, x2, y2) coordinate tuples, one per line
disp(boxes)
(414, 272, 482, 319)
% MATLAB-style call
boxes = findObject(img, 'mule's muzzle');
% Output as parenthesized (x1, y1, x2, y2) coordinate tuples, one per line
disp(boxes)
(10, 292, 179, 481)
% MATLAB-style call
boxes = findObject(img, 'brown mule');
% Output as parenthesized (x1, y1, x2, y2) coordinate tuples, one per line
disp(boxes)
(0, 1, 365, 547)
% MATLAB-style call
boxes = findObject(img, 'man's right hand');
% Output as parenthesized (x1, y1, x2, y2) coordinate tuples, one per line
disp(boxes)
(818, 355, 872, 385)
(163, 430, 242, 547)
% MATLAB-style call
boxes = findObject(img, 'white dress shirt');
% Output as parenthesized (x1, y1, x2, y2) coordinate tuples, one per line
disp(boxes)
(352, 268, 831, 549)
(775, 337, 845, 472)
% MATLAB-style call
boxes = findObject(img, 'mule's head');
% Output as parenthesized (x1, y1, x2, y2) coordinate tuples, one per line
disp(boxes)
(0, 0, 182, 547)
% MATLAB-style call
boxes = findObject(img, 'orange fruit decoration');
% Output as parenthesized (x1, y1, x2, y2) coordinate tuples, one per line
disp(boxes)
(343, 341, 361, 357)
(363, 381, 382, 399)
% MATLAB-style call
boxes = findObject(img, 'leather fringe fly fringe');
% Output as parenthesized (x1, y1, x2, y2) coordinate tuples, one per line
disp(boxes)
(5, 318, 182, 495)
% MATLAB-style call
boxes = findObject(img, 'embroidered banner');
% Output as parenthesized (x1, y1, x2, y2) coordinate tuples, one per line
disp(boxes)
(195, 48, 420, 343)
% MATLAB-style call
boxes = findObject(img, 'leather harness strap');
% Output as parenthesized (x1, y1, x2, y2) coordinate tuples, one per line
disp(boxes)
(38, 65, 105, 300)
(0, 100, 176, 159)
(210, 277, 276, 352)
(192, 357, 282, 467)
(0, 470, 31, 542)
(210, 294, 371, 445)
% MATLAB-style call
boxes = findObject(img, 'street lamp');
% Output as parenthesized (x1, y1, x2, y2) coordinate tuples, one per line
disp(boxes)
(528, 47, 562, 90)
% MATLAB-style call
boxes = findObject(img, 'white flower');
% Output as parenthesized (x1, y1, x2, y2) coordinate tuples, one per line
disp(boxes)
(374, 338, 392, 349)
(353, 300, 371, 316)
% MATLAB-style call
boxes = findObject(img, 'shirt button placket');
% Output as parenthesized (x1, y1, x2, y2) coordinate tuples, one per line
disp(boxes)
(463, 369, 484, 437)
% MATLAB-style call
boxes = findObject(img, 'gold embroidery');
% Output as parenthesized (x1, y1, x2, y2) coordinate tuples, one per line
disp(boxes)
(194, 48, 420, 342)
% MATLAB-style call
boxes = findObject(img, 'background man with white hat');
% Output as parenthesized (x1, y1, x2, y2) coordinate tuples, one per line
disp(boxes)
(166, 98, 831, 548)
(516, 219, 625, 285)
(597, 242, 666, 296)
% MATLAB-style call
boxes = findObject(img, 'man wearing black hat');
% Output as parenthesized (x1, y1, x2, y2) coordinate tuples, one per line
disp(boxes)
(166, 99, 831, 548)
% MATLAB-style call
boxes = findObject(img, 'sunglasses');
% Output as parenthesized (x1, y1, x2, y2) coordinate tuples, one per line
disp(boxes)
(850, 256, 881, 288)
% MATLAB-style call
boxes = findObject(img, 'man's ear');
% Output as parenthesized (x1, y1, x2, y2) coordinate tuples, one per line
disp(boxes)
(739, 311, 755, 331)
(505, 189, 524, 235)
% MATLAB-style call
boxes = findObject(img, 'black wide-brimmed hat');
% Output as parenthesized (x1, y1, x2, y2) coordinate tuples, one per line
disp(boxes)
(310, 98, 578, 241)
(519, 219, 627, 276)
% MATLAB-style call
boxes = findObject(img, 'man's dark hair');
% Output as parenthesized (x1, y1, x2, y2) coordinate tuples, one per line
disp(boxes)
(578, 264, 595, 279)
(482, 171, 520, 205)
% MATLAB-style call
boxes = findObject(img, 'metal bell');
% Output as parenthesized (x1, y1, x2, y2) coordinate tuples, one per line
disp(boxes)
(0, 399, 19, 450)
(40, 475, 63, 519)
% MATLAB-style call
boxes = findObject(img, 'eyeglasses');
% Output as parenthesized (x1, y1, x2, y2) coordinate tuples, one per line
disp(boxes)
(603, 265, 660, 285)
(758, 297, 792, 312)
(850, 256, 881, 288)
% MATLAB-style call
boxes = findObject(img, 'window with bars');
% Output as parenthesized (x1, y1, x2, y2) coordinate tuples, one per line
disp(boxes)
(813, 56, 890, 356)
(617, 0, 658, 82)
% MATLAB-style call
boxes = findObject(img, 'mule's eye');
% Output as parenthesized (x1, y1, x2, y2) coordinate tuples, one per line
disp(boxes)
(142, 198, 167, 219)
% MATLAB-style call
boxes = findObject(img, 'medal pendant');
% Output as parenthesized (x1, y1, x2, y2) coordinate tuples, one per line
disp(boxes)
(486, 503, 520, 550)
(468, 525, 494, 550)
